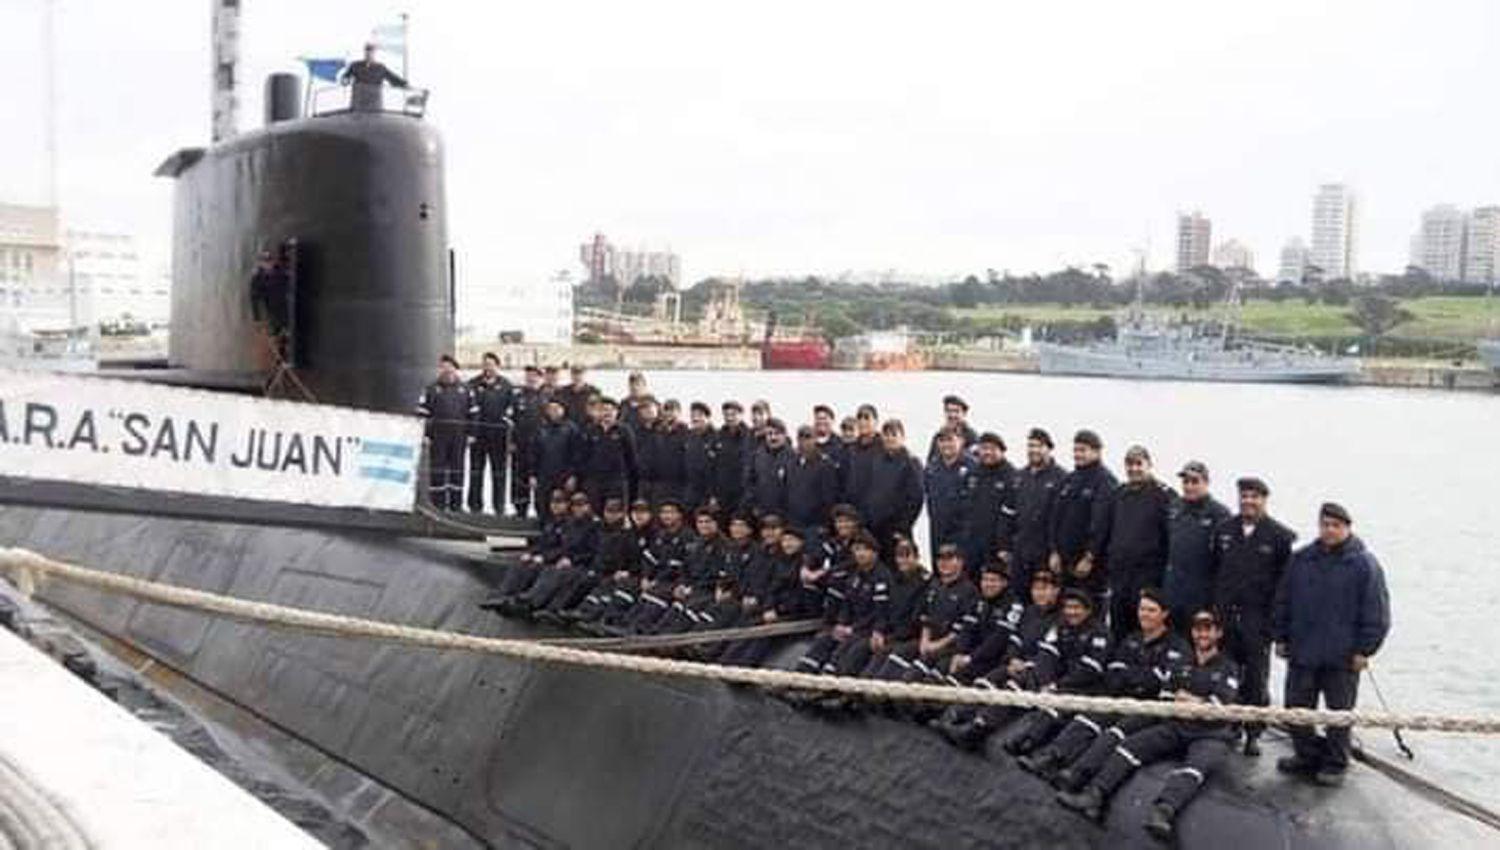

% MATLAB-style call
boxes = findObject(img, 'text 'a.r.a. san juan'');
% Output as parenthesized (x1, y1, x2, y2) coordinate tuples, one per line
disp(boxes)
(0, 400, 354, 476)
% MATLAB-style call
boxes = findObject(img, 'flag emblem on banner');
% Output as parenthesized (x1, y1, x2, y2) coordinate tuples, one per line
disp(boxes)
(359, 440, 416, 485)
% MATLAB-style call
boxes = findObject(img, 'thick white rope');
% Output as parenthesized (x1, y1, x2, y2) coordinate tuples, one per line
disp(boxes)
(3, 547, 1497, 735)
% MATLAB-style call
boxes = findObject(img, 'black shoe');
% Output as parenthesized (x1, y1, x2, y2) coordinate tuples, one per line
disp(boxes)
(532, 610, 564, 626)
(478, 594, 512, 612)
(1018, 751, 1059, 779)
(1056, 786, 1104, 821)
(1053, 766, 1082, 792)
(1243, 735, 1262, 757)
(951, 719, 991, 752)
(1314, 768, 1347, 787)
(1277, 755, 1318, 776)
(1143, 803, 1176, 842)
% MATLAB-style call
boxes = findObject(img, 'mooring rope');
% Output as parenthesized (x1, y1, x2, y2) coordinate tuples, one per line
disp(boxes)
(3, 547, 1499, 735)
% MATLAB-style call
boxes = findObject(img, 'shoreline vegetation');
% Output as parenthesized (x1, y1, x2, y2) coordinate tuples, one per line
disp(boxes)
(578, 269, 1500, 360)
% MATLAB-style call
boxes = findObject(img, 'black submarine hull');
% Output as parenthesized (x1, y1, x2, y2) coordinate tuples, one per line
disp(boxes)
(1, 506, 1489, 849)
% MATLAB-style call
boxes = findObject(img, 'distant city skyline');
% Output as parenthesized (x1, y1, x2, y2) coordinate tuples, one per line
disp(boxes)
(2, 1, 1498, 288)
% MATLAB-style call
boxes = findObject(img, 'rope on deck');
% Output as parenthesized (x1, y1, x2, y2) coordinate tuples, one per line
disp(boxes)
(4, 547, 1500, 735)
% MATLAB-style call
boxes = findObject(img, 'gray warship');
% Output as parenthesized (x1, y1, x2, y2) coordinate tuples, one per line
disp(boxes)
(1037, 314, 1359, 384)
(0, 53, 1496, 850)
(1480, 338, 1500, 370)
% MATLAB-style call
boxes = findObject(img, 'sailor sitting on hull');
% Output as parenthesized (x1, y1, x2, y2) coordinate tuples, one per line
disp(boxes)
(1020, 588, 1188, 788)
(1057, 607, 1242, 843)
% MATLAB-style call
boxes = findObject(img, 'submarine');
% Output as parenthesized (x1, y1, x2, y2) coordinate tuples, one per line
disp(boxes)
(1, 57, 1497, 850)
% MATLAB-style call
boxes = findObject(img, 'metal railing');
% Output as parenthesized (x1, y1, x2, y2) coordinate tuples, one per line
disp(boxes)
(308, 83, 430, 119)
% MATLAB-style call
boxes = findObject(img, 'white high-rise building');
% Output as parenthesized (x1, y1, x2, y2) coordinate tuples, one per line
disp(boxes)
(1463, 206, 1500, 285)
(1212, 239, 1256, 272)
(1175, 211, 1212, 273)
(1409, 205, 1469, 282)
(1310, 183, 1359, 281)
(1277, 237, 1309, 285)
(65, 230, 171, 327)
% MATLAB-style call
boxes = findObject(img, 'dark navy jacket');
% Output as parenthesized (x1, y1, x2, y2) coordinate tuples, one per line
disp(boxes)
(709, 423, 754, 508)
(745, 443, 792, 515)
(1012, 460, 1066, 569)
(1163, 495, 1232, 618)
(961, 459, 1018, 566)
(531, 418, 581, 491)
(924, 455, 973, 550)
(785, 451, 841, 531)
(1050, 462, 1117, 565)
(684, 425, 717, 509)
(1273, 535, 1391, 668)
(861, 449, 925, 533)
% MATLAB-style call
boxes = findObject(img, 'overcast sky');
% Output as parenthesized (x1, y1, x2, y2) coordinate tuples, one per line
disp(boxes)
(2, 0, 1497, 285)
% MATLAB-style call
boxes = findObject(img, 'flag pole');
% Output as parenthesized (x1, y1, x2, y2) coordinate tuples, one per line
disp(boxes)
(400, 12, 409, 79)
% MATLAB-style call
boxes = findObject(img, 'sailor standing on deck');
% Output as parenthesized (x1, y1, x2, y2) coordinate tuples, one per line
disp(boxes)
(466, 352, 513, 515)
(509, 366, 546, 519)
(416, 355, 476, 511)
(1213, 476, 1294, 756)
(1048, 430, 1117, 612)
(1274, 502, 1391, 786)
(1011, 428, 1065, 589)
(340, 42, 408, 111)
(1096, 445, 1176, 643)
(926, 395, 978, 464)
(1163, 461, 1231, 631)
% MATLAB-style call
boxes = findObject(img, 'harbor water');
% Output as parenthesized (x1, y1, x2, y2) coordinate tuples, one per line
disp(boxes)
(595, 368, 1500, 809)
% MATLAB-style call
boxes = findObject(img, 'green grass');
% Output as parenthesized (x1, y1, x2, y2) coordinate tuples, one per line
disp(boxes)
(954, 297, 1500, 342)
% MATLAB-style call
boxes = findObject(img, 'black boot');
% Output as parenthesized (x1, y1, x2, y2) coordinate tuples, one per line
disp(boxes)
(1056, 785, 1105, 821)
(1018, 749, 1061, 780)
(1243, 730, 1262, 757)
(1277, 754, 1318, 776)
(1143, 803, 1176, 842)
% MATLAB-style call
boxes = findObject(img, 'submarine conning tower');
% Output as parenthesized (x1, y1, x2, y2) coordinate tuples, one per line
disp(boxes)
(155, 73, 451, 413)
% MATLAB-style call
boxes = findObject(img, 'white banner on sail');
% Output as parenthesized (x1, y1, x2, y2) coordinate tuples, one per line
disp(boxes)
(0, 369, 423, 512)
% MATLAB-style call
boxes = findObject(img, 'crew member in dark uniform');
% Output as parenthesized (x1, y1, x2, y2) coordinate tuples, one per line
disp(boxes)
(653, 400, 689, 506)
(960, 432, 1018, 577)
(1273, 502, 1390, 786)
(784, 425, 840, 541)
(1011, 427, 1065, 588)
(339, 42, 408, 111)
(509, 365, 545, 518)
(863, 420, 924, 562)
(926, 395, 978, 463)
(558, 364, 598, 426)
(710, 401, 753, 514)
(1048, 430, 1116, 609)
(1164, 460, 1231, 630)
(924, 427, 973, 566)
(248, 248, 290, 351)
(415, 355, 476, 511)
(578, 397, 638, 511)
(811, 404, 848, 492)
(843, 404, 882, 503)
(531, 398, 581, 523)
(1095, 445, 1176, 643)
(1058, 608, 1242, 843)
(684, 402, 717, 511)
(744, 418, 792, 518)
(1212, 475, 1294, 755)
(466, 352, 513, 514)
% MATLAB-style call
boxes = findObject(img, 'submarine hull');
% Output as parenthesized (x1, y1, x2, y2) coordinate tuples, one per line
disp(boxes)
(1, 506, 1490, 849)
(163, 111, 451, 413)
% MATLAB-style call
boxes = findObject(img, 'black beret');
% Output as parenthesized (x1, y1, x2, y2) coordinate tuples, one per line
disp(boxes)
(980, 560, 1009, 577)
(830, 503, 862, 522)
(655, 497, 684, 512)
(721, 400, 744, 412)
(978, 431, 1006, 450)
(1320, 502, 1352, 524)
(942, 394, 969, 411)
(1027, 427, 1054, 449)
(1138, 586, 1168, 610)
(766, 418, 787, 434)
(779, 524, 805, 540)
(813, 404, 835, 418)
(1073, 429, 1102, 450)
(1031, 568, 1059, 585)
(1236, 476, 1269, 496)
(1060, 587, 1094, 608)
(690, 401, 711, 416)
(851, 530, 880, 550)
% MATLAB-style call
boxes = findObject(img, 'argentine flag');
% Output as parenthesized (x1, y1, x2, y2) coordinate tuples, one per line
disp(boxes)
(370, 20, 407, 59)
(359, 439, 417, 486)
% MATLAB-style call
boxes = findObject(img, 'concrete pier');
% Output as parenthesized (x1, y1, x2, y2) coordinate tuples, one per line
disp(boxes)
(0, 626, 320, 849)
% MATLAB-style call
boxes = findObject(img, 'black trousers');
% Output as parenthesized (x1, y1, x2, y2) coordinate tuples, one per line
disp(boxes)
(428, 434, 466, 510)
(1223, 609, 1272, 734)
(510, 435, 536, 517)
(467, 433, 508, 513)
(1285, 663, 1360, 770)
(1066, 713, 1158, 784)
(1093, 722, 1233, 813)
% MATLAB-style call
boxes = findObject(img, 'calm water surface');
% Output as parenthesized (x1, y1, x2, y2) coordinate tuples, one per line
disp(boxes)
(588, 368, 1500, 807)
